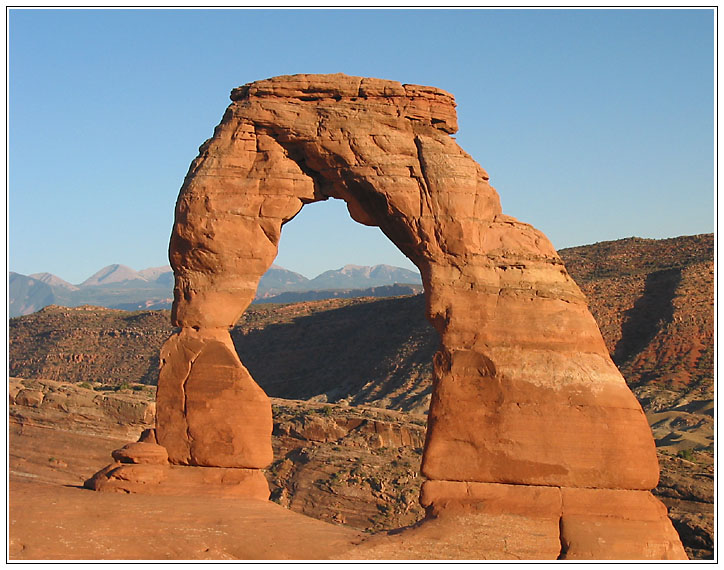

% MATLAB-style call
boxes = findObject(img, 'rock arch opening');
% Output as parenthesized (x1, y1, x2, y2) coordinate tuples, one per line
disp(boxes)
(233, 196, 436, 412)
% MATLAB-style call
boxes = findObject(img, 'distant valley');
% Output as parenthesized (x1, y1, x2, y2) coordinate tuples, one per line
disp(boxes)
(8, 263, 422, 317)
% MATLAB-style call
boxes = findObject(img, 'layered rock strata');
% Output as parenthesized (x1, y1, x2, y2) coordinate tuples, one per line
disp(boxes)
(93, 74, 684, 559)
(85, 429, 269, 499)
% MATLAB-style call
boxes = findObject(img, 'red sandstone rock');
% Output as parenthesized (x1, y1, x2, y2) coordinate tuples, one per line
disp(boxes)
(85, 432, 269, 500)
(419, 480, 687, 560)
(288, 416, 349, 443)
(167, 72, 658, 484)
(150, 73, 683, 559)
(85, 463, 269, 500)
(559, 487, 687, 560)
(346, 484, 563, 560)
(15, 389, 44, 407)
(85, 462, 168, 492)
(138, 428, 158, 444)
(155, 329, 273, 468)
(111, 441, 168, 465)
(159, 465, 270, 500)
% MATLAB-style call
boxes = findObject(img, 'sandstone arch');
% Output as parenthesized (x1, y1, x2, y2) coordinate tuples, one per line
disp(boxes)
(92, 74, 686, 559)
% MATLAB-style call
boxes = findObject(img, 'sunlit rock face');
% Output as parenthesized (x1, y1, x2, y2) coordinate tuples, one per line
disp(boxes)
(158, 73, 685, 559)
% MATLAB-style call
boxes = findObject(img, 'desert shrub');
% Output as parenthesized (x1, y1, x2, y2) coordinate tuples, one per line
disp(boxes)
(677, 448, 695, 461)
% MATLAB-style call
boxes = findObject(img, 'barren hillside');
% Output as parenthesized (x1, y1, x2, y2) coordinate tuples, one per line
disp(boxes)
(9, 235, 714, 447)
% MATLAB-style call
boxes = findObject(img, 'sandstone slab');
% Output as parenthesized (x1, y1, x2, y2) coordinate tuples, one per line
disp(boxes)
(418, 480, 686, 560)
(559, 487, 687, 560)
(15, 389, 44, 407)
(85, 461, 269, 500)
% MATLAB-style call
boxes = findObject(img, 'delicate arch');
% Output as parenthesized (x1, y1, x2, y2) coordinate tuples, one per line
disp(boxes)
(152, 74, 685, 559)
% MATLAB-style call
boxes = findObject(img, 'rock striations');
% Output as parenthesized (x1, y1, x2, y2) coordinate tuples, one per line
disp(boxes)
(87, 74, 685, 559)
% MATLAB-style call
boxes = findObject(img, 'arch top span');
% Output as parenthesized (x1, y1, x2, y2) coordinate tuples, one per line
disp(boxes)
(170, 73, 511, 329)
(229, 73, 459, 135)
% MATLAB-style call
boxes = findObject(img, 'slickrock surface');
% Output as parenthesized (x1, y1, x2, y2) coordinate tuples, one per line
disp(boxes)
(9, 387, 362, 560)
(10, 481, 363, 560)
(157, 73, 683, 559)
(10, 380, 710, 559)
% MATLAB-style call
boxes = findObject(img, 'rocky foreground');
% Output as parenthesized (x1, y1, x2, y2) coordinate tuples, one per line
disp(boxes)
(9, 377, 713, 560)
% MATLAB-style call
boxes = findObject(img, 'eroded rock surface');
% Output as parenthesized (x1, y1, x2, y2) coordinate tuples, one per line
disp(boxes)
(156, 329, 272, 468)
(10, 384, 708, 559)
(149, 74, 683, 558)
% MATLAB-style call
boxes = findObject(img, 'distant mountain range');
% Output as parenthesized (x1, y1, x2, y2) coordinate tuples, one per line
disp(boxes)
(8, 263, 422, 317)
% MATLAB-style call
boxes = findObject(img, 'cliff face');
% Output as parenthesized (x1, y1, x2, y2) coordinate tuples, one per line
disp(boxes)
(9, 306, 170, 386)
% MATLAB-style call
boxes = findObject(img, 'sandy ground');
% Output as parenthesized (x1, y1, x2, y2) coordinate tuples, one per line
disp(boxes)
(8, 419, 365, 561)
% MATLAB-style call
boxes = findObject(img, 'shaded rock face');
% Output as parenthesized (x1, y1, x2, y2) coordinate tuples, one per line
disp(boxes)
(159, 74, 684, 559)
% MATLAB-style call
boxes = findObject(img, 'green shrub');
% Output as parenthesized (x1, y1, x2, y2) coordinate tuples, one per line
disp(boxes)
(677, 448, 695, 461)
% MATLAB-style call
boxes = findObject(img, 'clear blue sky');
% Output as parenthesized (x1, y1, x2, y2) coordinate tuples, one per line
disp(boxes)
(8, 8, 715, 283)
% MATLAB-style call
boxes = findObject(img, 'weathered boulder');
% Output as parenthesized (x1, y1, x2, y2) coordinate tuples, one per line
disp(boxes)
(14, 389, 44, 408)
(85, 432, 269, 500)
(112, 441, 169, 465)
